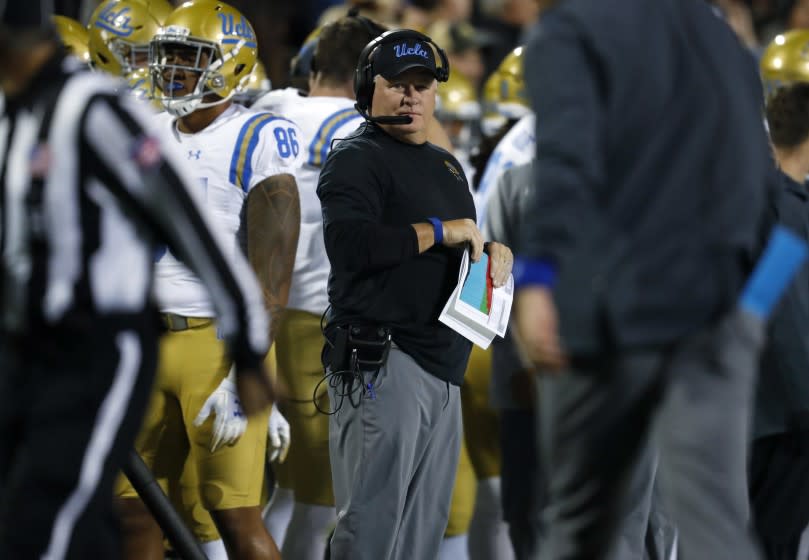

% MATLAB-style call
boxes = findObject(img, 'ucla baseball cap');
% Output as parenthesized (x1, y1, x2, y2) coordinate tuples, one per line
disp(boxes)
(373, 36, 440, 80)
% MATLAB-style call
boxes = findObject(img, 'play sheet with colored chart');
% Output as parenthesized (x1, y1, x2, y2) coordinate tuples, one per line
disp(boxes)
(459, 253, 492, 314)
(439, 249, 514, 349)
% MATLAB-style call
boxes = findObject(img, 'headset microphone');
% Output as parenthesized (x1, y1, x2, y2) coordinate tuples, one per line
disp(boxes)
(369, 115, 413, 125)
(354, 103, 413, 125)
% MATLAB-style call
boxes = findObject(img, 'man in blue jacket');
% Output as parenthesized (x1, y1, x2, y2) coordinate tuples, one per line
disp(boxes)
(513, 1, 771, 559)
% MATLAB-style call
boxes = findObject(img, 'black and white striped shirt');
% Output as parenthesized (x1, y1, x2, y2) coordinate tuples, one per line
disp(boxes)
(0, 53, 268, 369)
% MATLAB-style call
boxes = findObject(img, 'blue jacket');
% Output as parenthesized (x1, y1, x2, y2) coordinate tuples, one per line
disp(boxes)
(520, 0, 771, 353)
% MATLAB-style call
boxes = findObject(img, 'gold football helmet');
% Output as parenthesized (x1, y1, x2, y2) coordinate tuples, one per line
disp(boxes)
(126, 67, 164, 111)
(52, 15, 91, 65)
(233, 60, 272, 106)
(760, 30, 809, 96)
(481, 46, 530, 136)
(87, 0, 172, 76)
(437, 72, 481, 154)
(149, 0, 258, 116)
(437, 72, 481, 121)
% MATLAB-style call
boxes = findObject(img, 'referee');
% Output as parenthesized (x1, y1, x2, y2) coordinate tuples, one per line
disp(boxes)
(0, 6, 274, 559)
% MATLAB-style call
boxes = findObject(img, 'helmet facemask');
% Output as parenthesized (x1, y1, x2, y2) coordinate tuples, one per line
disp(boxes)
(109, 38, 151, 74)
(150, 35, 245, 116)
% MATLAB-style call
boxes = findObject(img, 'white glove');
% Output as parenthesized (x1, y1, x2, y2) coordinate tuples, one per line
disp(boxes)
(267, 406, 291, 463)
(194, 368, 247, 453)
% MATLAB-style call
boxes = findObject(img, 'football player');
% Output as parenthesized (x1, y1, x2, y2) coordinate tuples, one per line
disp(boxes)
(474, 47, 534, 222)
(480, 46, 531, 138)
(251, 14, 386, 560)
(113, 2, 302, 560)
(436, 71, 482, 179)
(87, 0, 172, 76)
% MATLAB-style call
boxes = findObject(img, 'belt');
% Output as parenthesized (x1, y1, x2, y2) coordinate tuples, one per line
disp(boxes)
(162, 313, 214, 332)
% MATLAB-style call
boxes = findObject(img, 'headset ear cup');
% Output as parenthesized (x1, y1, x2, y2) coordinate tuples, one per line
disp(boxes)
(363, 64, 374, 110)
(355, 63, 372, 112)
(353, 67, 363, 106)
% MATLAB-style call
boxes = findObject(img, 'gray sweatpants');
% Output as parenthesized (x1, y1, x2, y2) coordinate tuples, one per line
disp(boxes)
(536, 309, 764, 560)
(327, 347, 462, 560)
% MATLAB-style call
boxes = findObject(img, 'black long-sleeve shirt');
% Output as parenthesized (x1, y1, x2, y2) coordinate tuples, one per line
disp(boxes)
(0, 53, 268, 370)
(317, 122, 475, 385)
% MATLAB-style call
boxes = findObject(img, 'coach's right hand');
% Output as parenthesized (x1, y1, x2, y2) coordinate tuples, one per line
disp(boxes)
(440, 219, 485, 261)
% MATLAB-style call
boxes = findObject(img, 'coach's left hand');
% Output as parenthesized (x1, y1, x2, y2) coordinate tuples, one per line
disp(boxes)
(485, 242, 514, 288)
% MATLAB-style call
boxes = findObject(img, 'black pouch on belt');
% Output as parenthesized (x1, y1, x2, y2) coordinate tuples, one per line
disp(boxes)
(346, 325, 392, 369)
(323, 324, 392, 372)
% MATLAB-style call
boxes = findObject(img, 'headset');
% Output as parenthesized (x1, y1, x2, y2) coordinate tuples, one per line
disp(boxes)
(354, 28, 450, 124)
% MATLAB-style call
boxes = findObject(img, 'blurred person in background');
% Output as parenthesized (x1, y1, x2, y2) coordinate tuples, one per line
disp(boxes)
(317, 0, 402, 27)
(477, 37, 676, 560)
(436, 71, 482, 177)
(483, 162, 541, 559)
(287, 28, 321, 94)
(788, 0, 809, 28)
(473, 47, 533, 220)
(748, 79, 809, 560)
(429, 20, 494, 88)
(478, 46, 530, 138)
(514, 1, 771, 559)
(401, 0, 473, 30)
(473, 0, 539, 81)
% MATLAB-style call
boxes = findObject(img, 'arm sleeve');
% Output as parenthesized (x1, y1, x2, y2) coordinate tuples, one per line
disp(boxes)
(317, 144, 419, 273)
(519, 17, 607, 265)
(81, 93, 268, 370)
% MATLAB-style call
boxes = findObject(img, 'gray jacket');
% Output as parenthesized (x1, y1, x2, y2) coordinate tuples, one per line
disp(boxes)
(484, 163, 535, 409)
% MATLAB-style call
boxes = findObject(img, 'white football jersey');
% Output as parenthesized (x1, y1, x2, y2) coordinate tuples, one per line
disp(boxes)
(153, 103, 304, 317)
(476, 113, 535, 227)
(253, 91, 363, 316)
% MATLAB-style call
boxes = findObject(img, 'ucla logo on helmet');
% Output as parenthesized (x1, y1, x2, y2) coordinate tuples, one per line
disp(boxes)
(95, 5, 135, 37)
(163, 25, 190, 38)
(394, 42, 429, 59)
(217, 13, 256, 47)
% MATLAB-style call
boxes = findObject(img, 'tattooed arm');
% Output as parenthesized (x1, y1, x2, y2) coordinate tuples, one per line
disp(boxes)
(246, 173, 301, 345)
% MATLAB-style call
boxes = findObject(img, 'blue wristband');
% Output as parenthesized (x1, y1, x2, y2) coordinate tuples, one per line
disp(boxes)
(740, 224, 809, 319)
(428, 217, 443, 245)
